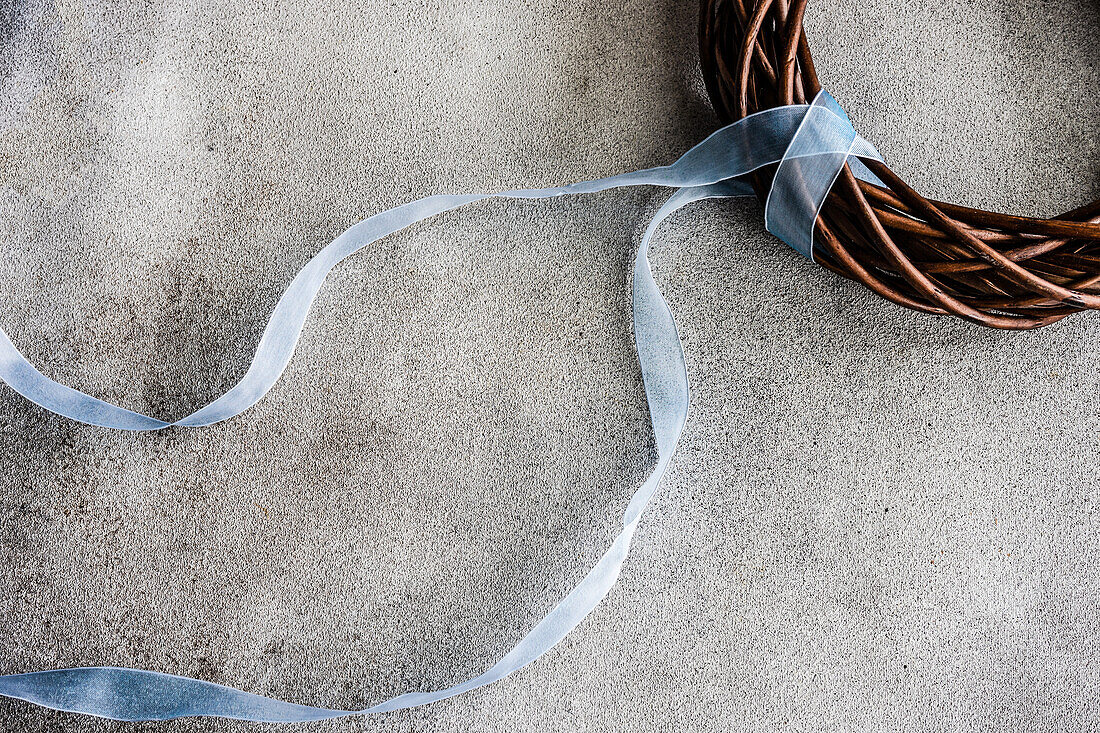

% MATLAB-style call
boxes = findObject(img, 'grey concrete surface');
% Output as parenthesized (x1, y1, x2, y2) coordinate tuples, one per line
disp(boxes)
(1, 0, 1098, 730)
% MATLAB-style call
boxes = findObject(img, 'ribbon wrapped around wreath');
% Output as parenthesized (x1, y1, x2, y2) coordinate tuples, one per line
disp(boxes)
(0, 91, 880, 722)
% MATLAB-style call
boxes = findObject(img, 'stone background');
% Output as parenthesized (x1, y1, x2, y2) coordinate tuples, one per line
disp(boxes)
(1, 0, 1097, 730)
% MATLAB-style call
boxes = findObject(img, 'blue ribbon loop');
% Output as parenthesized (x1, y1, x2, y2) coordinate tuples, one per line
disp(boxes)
(0, 91, 880, 721)
(765, 91, 883, 259)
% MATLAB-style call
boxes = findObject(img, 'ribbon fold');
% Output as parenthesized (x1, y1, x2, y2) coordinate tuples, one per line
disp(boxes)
(0, 92, 880, 721)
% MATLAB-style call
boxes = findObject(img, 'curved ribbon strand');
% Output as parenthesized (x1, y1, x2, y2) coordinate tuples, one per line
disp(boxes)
(0, 92, 880, 721)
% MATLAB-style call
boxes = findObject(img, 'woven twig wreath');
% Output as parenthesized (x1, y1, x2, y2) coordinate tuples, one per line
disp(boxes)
(699, 0, 1100, 329)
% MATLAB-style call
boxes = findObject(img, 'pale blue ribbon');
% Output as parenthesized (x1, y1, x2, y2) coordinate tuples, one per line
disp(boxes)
(0, 91, 881, 722)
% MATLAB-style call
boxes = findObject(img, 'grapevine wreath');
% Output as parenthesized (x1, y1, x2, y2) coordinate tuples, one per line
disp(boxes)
(701, 0, 1100, 329)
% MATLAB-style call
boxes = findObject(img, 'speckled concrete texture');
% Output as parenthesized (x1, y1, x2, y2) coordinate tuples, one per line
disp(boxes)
(1, 0, 1098, 730)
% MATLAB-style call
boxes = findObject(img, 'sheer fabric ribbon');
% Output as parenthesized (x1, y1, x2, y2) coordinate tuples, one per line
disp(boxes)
(0, 91, 880, 721)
